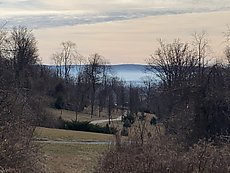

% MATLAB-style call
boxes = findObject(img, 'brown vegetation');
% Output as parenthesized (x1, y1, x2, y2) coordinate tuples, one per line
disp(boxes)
(0, 89, 45, 173)
(0, 26, 45, 172)
(1, 23, 230, 173)
(97, 33, 230, 173)
(97, 134, 230, 173)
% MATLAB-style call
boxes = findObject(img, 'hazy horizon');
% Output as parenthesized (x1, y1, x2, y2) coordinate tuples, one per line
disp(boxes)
(1, 0, 230, 64)
(47, 64, 155, 84)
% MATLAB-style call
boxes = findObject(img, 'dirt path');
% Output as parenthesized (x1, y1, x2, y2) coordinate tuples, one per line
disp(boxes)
(34, 138, 112, 145)
(90, 116, 122, 125)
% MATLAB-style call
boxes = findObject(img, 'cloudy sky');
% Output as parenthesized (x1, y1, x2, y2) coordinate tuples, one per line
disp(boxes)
(1, 0, 230, 64)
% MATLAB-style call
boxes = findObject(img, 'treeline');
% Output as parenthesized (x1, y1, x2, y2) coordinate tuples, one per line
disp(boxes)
(48, 42, 158, 125)
(1, 24, 230, 173)
(0, 26, 152, 172)
(148, 37, 230, 144)
(98, 33, 230, 173)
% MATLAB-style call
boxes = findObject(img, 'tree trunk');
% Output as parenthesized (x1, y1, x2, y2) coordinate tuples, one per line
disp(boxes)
(75, 110, 78, 122)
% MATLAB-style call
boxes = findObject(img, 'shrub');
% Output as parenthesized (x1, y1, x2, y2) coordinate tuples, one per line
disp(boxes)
(62, 121, 117, 134)
(54, 95, 64, 109)
(0, 90, 45, 173)
(97, 135, 230, 173)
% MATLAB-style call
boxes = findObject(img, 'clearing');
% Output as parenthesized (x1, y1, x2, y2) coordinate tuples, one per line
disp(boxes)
(35, 127, 115, 173)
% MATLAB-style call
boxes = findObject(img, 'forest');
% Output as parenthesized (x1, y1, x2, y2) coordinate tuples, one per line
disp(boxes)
(0, 26, 229, 173)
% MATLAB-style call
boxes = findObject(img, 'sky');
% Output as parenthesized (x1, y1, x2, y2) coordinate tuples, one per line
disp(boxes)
(1, 0, 230, 64)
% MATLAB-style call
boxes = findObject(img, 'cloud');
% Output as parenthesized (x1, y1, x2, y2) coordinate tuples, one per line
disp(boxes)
(1, 0, 230, 29)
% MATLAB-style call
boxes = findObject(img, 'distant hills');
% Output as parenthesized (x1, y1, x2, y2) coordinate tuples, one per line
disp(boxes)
(110, 64, 151, 83)
(47, 64, 158, 84)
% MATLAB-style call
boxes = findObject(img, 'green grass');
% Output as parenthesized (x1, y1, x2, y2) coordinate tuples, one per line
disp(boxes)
(35, 127, 114, 142)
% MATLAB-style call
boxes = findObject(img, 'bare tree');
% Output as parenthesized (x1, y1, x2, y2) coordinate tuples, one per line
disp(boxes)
(141, 76, 156, 112)
(84, 53, 108, 117)
(115, 80, 127, 116)
(147, 38, 229, 145)
(98, 63, 113, 117)
(0, 38, 45, 172)
(147, 39, 198, 89)
(10, 26, 39, 80)
(53, 41, 79, 80)
(52, 52, 63, 77)
(107, 81, 114, 124)
(0, 26, 8, 59)
(224, 46, 230, 64)
(224, 26, 230, 64)
(128, 83, 141, 116)
(72, 55, 86, 121)
(192, 31, 210, 76)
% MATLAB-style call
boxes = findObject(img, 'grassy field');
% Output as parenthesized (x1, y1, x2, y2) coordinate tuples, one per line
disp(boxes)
(35, 110, 159, 173)
(46, 107, 121, 122)
(35, 127, 114, 173)
(35, 127, 114, 142)
(43, 143, 108, 173)
(37, 124, 162, 173)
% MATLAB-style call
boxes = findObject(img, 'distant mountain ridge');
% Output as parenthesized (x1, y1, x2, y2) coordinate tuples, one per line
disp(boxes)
(46, 64, 158, 84)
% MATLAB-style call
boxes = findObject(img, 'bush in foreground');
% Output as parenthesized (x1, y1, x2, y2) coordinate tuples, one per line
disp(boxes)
(97, 135, 230, 173)
(0, 90, 45, 173)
